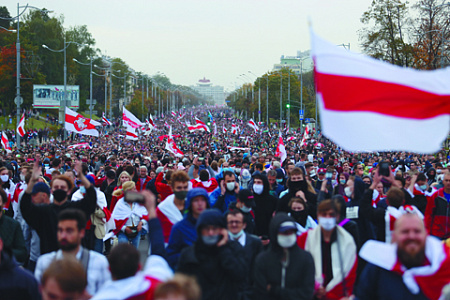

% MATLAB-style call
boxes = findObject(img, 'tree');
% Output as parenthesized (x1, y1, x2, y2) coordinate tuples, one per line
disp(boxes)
(0, 6, 11, 29)
(411, 0, 450, 69)
(359, 0, 414, 66)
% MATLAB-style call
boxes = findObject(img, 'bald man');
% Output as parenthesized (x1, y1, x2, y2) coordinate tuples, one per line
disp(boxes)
(356, 213, 450, 300)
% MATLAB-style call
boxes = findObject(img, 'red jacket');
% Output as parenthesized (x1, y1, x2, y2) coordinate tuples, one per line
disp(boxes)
(136, 176, 151, 191)
(425, 188, 450, 239)
(155, 172, 173, 201)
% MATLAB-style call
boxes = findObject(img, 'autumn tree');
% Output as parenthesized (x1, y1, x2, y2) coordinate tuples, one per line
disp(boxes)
(359, 0, 414, 66)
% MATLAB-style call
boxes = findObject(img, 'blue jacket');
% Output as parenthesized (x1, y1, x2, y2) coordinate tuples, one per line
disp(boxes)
(166, 214, 197, 269)
(209, 188, 238, 213)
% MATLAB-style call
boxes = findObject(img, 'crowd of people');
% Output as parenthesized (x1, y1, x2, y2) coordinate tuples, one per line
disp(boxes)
(1, 106, 450, 299)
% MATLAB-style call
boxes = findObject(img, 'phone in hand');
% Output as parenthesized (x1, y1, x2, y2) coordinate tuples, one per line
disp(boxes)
(124, 191, 145, 204)
(379, 161, 390, 177)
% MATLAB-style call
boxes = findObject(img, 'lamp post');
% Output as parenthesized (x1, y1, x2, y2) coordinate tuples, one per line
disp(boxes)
(100, 58, 127, 117)
(43, 39, 88, 140)
(279, 70, 283, 130)
(111, 72, 127, 113)
(91, 71, 107, 115)
(73, 57, 95, 118)
(248, 71, 261, 124)
(1, 4, 51, 148)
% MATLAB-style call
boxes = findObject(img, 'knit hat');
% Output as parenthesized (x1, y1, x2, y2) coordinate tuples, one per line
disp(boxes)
(31, 182, 50, 195)
(196, 209, 226, 231)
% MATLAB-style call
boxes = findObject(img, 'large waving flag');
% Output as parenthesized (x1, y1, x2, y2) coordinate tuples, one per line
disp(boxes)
(123, 106, 144, 128)
(188, 124, 208, 133)
(248, 119, 259, 132)
(195, 117, 210, 132)
(231, 124, 238, 135)
(312, 30, 450, 153)
(275, 131, 287, 163)
(102, 113, 112, 126)
(148, 114, 155, 128)
(17, 113, 25, 137)
(165, 126, 184, 157)
(126, 125, 138, 140)
(65, 108, 100, 137)
(1, 132, 11, 153)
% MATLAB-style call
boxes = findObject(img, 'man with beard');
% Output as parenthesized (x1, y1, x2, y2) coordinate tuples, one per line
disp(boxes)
(20, 160, 97, 254)
(35, 209, 110, 297)
(356, 213, 450, 300)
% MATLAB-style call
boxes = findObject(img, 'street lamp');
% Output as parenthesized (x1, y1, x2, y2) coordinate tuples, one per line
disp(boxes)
(73, 57, 96, 118)
(112, 72, 128, 112)
(42, 39, 88, 140)
(1, 4, 51, 148)
(248, 71, 261, 124)
(100, 58, 127, 117)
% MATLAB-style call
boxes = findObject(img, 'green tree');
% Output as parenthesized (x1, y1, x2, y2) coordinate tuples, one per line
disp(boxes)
(0, 6, 11, 29)
(359, 0, 414, 66)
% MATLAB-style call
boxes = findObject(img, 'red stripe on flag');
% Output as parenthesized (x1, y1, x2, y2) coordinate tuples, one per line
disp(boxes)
(315, 72, 450, 119)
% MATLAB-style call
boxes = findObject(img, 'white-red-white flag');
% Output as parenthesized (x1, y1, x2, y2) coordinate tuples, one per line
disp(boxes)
(123, 106, 144, 129)
(312, 30, 450, 153)
(222, 124, 228, 134)
(102, 113, 112, 126)
(275, 131, 287, 163)
(1, 132, 11, 153)
(300, 126, 310, 147)
(67, 142, 91, 150)
(165, 126, 184, 157)
(65, 107, 100, 137)
(188, 124, 208, 133)
(17, 113, 25, 137)
(126, 125, 138, 140)
(287, 136, 296, 141)
(171, 111, 177, 118)
(248, 119, 259, 132)
(231, 124, 238, 135)
(148, 114, 155, 128)
(195, 117, 210, 132)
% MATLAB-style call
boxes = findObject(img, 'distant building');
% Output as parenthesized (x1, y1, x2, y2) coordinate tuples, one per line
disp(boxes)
(273, 50, 314, 75)
(191, 77, 225, 104)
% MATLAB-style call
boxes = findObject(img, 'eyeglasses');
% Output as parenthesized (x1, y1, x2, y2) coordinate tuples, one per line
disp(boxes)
(227, 221, 243, 225)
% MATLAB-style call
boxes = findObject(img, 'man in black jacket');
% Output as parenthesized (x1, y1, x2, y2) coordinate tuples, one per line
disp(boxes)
(253, 213, 315, 300)
(177, 208, 247, 300)
(20, 160, 97, 255)
(226, 209, 262, 300)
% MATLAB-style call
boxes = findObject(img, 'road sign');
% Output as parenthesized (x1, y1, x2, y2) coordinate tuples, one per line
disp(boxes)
(299, 109, 304, 115)
(300, 115, 304, 120)
(305, 118, 310, 123)
(85, 110, 98, 115)
(86, 99, 96, 105)
(14, 96, 23, 105)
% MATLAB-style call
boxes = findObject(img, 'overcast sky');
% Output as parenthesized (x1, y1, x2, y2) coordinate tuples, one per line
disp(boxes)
(3, 0, 418, 90)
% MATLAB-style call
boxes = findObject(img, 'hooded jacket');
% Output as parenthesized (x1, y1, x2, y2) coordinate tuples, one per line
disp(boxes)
(253, 213, 315, 300)
(177, 209, 247, 300)
(167, 188, 210, 269)
(252, 174, 278, 237)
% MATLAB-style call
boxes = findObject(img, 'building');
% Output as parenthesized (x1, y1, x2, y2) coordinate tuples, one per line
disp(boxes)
(191, 77, 225, 105)
(273, 50, 314, 75)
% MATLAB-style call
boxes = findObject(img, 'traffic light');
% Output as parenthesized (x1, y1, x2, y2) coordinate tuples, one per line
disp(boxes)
(286, 103, 290, 108)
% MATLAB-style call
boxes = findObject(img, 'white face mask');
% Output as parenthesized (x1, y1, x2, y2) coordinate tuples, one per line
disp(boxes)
(226, 182, 235, 192)
(229, 230, 244, 240)
(253, 184, 264, 195)
(277, 234, 297, 248)
(235, 168, 241, 174)
(240, 205, 252, 213)
(319, 217, 336, 231)
(344, 186, 352, 198)
(20, 174, 25, 182)
(0, 175, 8, 182)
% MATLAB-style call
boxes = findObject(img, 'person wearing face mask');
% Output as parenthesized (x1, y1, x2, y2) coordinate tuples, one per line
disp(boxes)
(226, 209, 262, 300)
(277, 168, 318, 219)
(406, 173, 430, 214)
(0, 167, 16, 217)
(210, 171, 240, 213)
(167, 187, 210, 269)
(156, 170, 190, 244)
(251, 174, 277, 239)
(228, 189, 257, 234)
(177, 208, 247, 300)
(253, 212, 315, 300)
(20, 160, 97, 255)
(297, 200, 357, 300)
(288, 197, 317, 234)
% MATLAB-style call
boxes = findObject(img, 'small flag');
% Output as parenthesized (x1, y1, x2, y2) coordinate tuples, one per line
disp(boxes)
(1, 132, 11, 153)
(17, 113, 25, 137)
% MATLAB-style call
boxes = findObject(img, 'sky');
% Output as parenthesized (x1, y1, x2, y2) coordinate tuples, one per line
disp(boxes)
(3, 0, 417, 91)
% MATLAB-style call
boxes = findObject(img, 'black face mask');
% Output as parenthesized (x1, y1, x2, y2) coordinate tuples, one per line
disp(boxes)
(290, 209, 308, 226)
(199, 173, 209, 182)
(53, 189, 68, 202)
(289, 180, 306, 192)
